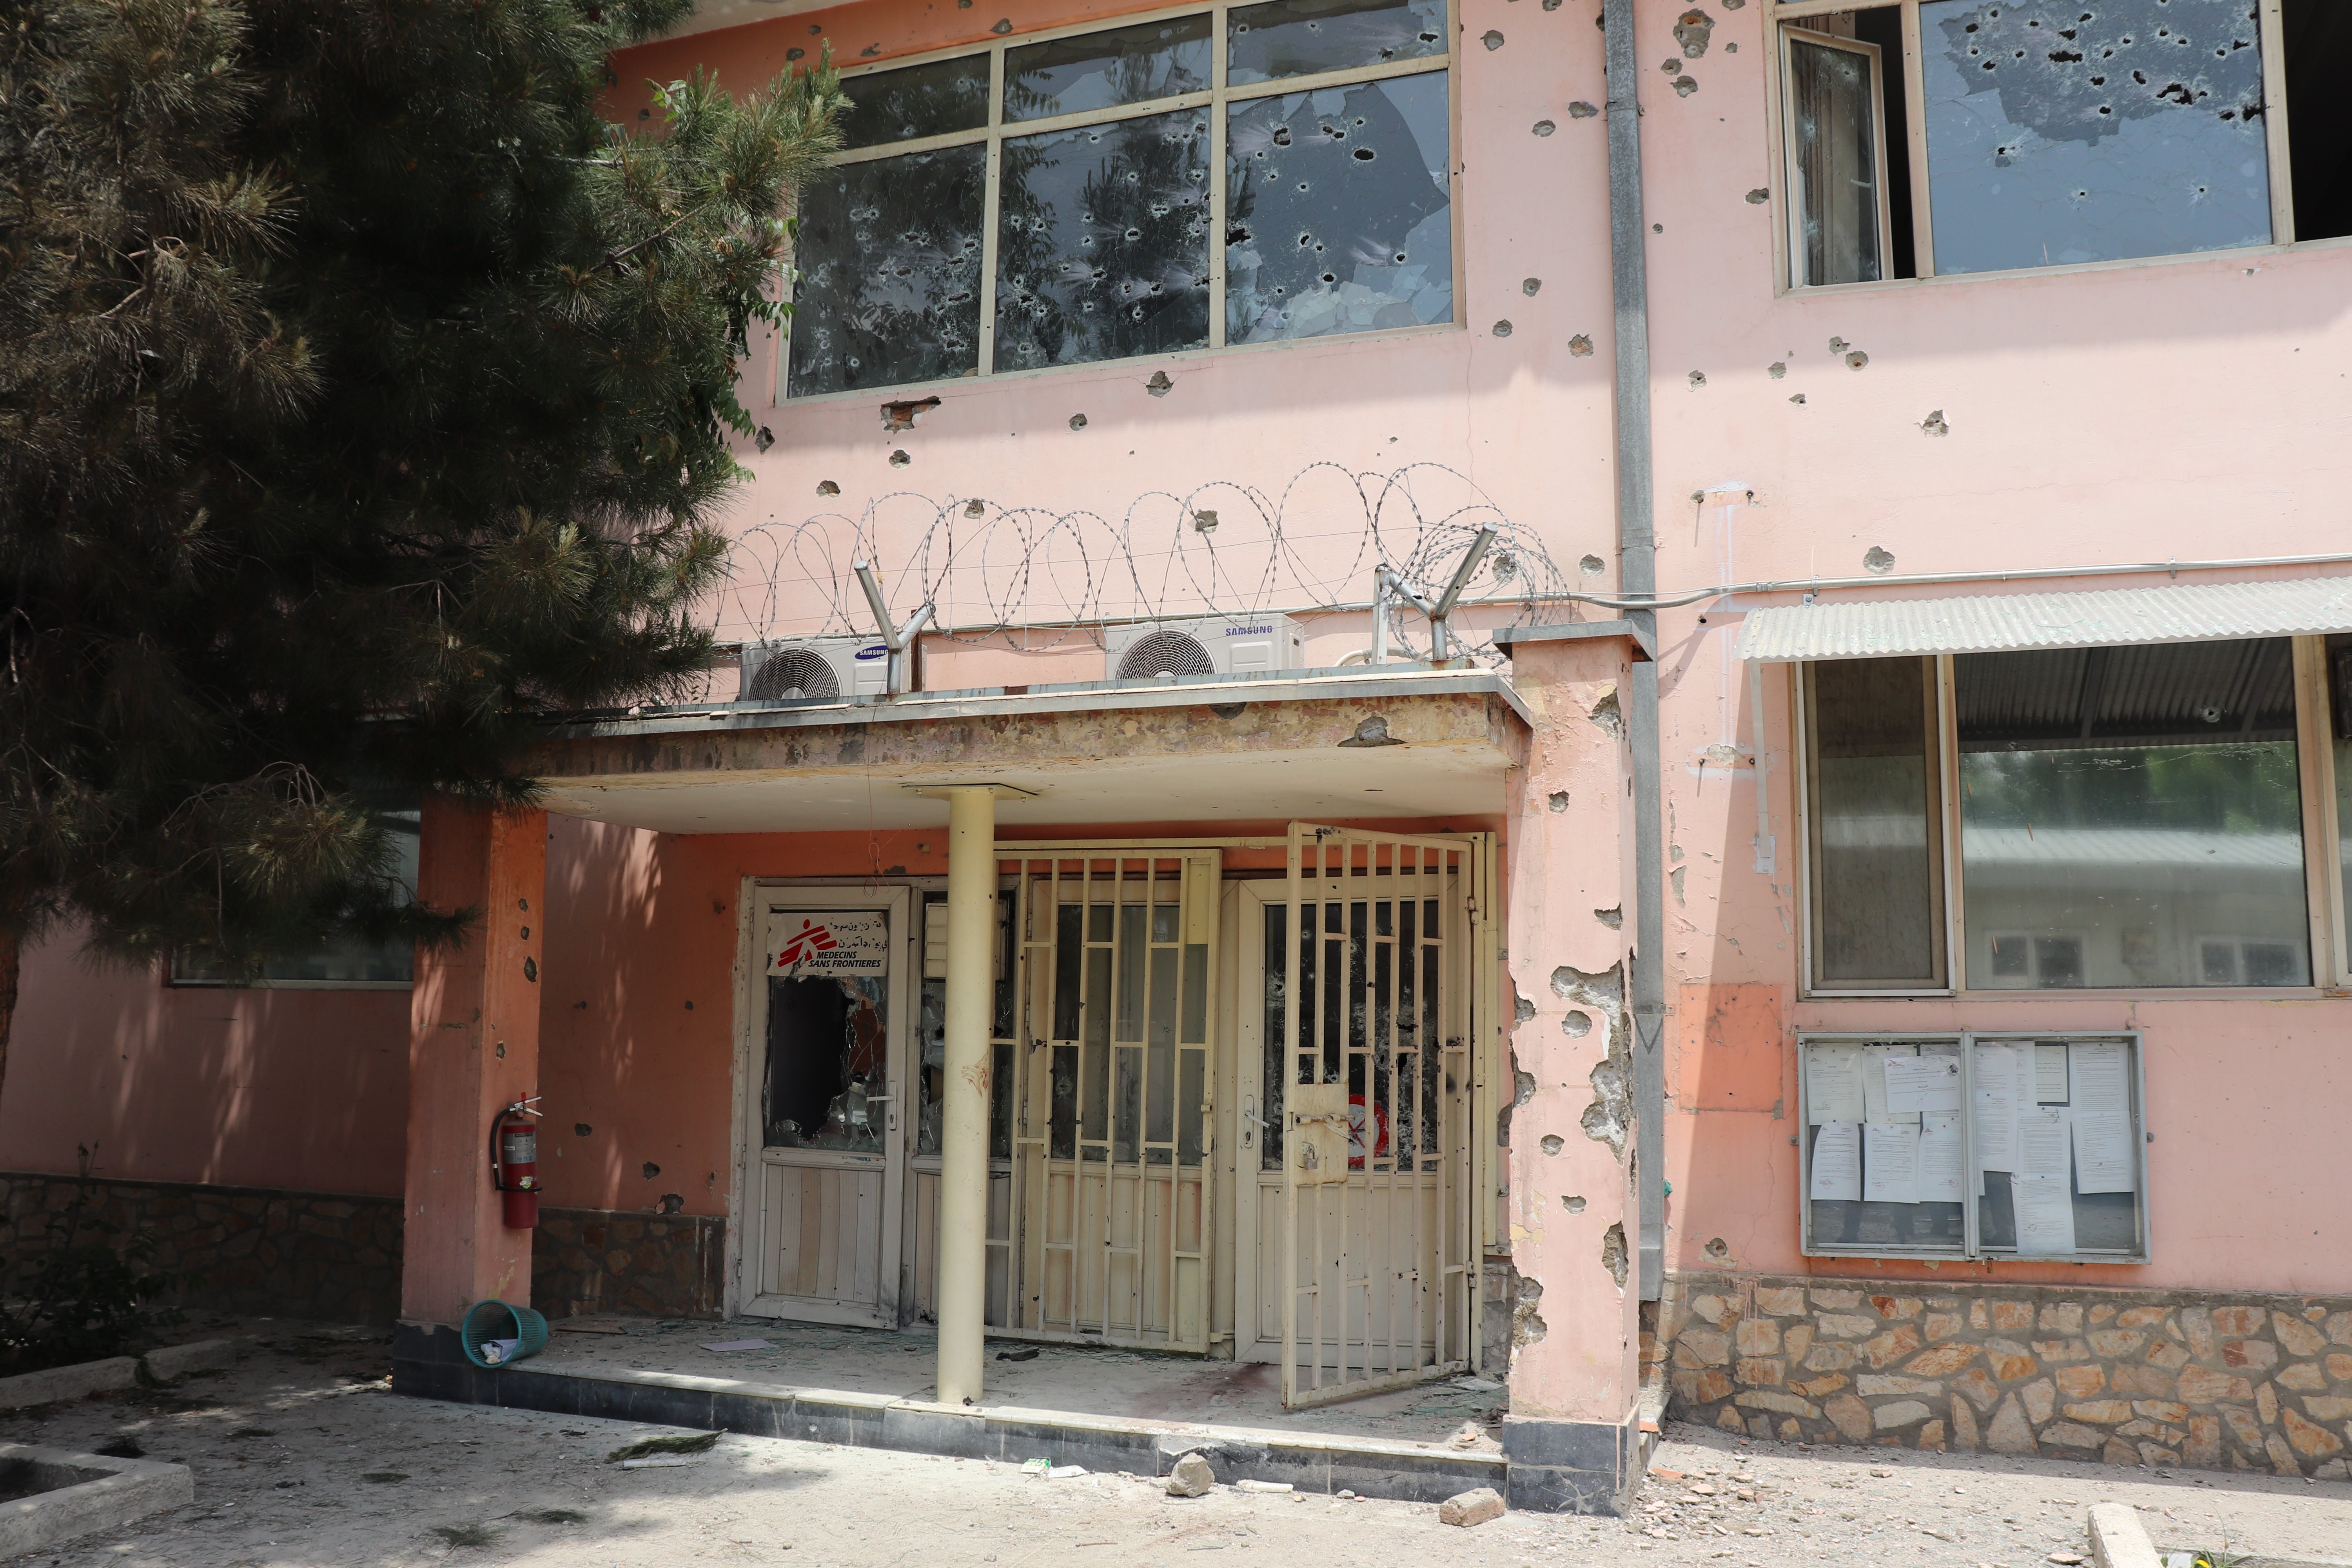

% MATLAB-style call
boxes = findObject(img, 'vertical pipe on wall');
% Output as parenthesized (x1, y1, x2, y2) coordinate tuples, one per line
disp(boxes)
(937, 786, 997, 1405)
(1602, 0, 1666, 1303)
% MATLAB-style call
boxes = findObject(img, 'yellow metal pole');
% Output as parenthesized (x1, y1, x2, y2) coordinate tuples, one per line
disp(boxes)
(936, 785, 996, 1406)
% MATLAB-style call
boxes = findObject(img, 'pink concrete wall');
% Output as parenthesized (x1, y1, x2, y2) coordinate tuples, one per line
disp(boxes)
(0, 934, 410, 1195)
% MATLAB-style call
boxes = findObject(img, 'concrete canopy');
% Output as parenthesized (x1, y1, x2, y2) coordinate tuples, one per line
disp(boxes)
(525, 668, 1531, 833)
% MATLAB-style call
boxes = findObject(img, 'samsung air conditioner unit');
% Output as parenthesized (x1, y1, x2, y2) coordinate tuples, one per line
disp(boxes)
(1103, 613, 1307, 682)
(739, 635, 891, 702)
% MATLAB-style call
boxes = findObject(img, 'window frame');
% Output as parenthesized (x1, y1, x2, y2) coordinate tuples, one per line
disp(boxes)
(777, 0, 1464, 404)
(1764, 0, 2307, 293)
(1779, 25, 1895, 287)
(1793, 636, 2352, 998)
(1796, 1029, 2152, 1265)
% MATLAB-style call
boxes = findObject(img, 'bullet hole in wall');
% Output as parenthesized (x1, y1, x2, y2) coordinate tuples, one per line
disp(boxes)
(1768, 360, 1786, 378)
(575, 1123, 593, 1138)
(522, 957, 537, 982)
(991, 17, 1011, 31)
(1594, 906, 1623, 929)
(1482, 29, 1505, 49)
(1523, 277, 1542, 295)
(1688, 370, 1706, 387)
(1845, 349, 1870, 370)
(1532, 119, 1556, 136)
(642, 1162, 661, 1180)
(1828, 336, 1848, 352)
(1673, 74, 1699, 97)
(1563, 1009, 1593, 1037)
(1704, 1236, 1732, 1259)
(1147, 369, 1174, 396)
(1674, 7, 1715, 57)
(1568, 100, 1599, 118)
(1661, 58, 1681, 74)
(1568, 334, 1595, 356)
(1548, 791, 1570, 813)
(1789, 393, 1808, 405)
(1579, 554, 1606, 575)
(1493, 320, 1514, 337)
(818, 480, 840, 495)
(1921, 409, 1951, 436)
(1069, 413, 1089, 430)
(1864, 546, 1896, 573)
(1539, 1134, 1564, 1155)
(965, 498, 987, 517)
(660, 1193, 685, 1214)
(1746, 187, 1770, 203)
(1564, 1195, 1587, 1212)
(889, 449, 912, 466)
(684, 1000, 695, 1010)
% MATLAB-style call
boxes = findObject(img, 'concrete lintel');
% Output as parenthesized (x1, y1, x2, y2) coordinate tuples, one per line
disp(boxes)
(1488, 619, 1655, 661)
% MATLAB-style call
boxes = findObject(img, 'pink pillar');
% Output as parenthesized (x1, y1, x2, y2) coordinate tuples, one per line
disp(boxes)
(1498, 633, 1644, 1513)
(401, 797, 547, 1327)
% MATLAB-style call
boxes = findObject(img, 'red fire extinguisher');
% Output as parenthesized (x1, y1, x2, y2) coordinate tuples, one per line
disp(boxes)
(490, 1098, 542, 1229)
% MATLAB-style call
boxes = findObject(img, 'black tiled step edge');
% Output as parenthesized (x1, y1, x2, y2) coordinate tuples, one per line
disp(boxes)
(393, 1325, 1506, 1507)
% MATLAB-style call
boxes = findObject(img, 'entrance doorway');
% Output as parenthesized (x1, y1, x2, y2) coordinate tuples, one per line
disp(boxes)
(740, 889, 913, 1328)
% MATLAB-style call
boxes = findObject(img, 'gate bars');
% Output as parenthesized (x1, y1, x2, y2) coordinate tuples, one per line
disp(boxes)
(1279, 824, 1486, 1409)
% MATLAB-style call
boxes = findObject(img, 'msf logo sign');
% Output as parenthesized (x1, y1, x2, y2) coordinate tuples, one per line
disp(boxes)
(775, 920, 840, 968)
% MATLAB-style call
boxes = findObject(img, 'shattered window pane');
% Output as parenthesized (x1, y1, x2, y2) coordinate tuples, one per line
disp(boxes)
(993, 110, 1212, 372)
(788, 144, 984, 397)
(1228, 0, 1448, 85)
(1006, 16, 1212, 122)
(1921, 0, 2272, 274)
(838, 55, 991, 149)
(1226, 72, 1452, 344)
(1788, 34, 1887, 285)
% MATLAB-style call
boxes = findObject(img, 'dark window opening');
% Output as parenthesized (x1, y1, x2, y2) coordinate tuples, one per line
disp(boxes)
(2283, 0, 2352, 241)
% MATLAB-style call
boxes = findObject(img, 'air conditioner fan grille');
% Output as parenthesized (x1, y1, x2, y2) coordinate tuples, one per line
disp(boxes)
(1116, 630, 1216, 679)
(746, 647, 841, 702)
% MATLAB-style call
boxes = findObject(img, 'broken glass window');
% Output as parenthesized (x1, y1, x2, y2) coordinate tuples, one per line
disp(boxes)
(788, 144, 984, 396)
(838, 54, 991, 149)
(994, 110, 1212, 372)
(1226, 72, 1452, 344)
(1228, 0, 1448, 85)
(1920, 0, 2272, 274)
(764, 973, 888, 1152)
(1788, 32, 1888, 284)
(1006, 16, 1212, 122)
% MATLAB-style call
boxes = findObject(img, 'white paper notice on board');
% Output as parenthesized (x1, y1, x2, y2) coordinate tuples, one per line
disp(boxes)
(1884, 1053, 1962, 1115)
(1805, 1042, 1866, 1124)
(2069, 1040, 2131, 1122)
(1973, 1043, 2020, 1174)
(1918, 1111, 1966, 1203)
(2034, 1043, 2071, 1103)
(2018, 1105, 2072, 1180)
(2011, 1172, 2077, 1254)
(1809, 1122, 1862, 1202)
(1862, 1122, 1922, 1205)
(1862, 1044, 1918, 1125)
(2071, 1112, 2136, 1194)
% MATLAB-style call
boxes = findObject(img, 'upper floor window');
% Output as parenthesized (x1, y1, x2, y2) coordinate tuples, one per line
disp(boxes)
(1774, 0, 2352, 287)
(1799, 637, 2350, 993)
(784, 0, 1457, 398)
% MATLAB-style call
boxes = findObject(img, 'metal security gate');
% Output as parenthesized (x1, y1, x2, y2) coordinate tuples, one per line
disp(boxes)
(1002, 851, 1219, 1352)
(1278, 825, 1483, 1408)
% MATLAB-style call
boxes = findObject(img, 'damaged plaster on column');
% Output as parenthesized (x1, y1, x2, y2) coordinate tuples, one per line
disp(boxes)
(1553, 962, 1631, 1158)
(1600, 1221, 1628, 1287)
(1509, 1274, 1547, 1369)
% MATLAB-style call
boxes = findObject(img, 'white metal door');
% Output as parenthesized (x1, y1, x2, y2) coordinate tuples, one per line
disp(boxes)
(1272, 825, 1481, 1408)
(742, 890, 911, 1328)
(1002, 851, 1218, 1352)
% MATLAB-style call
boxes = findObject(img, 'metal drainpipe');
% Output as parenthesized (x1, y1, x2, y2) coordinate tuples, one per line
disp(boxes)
(1602, 0, 1667, 1304)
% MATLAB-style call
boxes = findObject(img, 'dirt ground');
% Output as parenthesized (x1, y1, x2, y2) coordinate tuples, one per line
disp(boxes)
(5, 1321, 2351, 1568)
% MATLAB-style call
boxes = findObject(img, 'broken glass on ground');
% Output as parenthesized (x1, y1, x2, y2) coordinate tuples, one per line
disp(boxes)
(838, 54, 991, 149)
(1226, 72, 1452, 343)
(1920, 0, 2271, 273)
(1006, 15, 1211, 121)
(788, 143, 984, 396)
(994, 110, 1211, 372)
(1227, 0, 1449, 84)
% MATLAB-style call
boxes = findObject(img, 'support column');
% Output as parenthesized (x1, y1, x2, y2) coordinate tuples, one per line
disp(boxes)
(1495, 633, 1645, 1514)
(401, 797, 548, 1328)
(935, 786, 997, 1407)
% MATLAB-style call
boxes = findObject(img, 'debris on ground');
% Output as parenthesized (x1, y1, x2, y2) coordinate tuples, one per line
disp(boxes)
(606, 1430, 720, 1463)
(1438, 1487, 1505, 1526)
(1167, 1451, 1216, 1496)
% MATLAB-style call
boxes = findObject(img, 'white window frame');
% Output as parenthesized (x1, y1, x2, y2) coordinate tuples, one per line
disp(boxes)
(1764, 0, 2310, 292)
(1794, 636, 2350, 996)
(1778, 25, 1895, 288)
(1797, 1029, 2152, 1265)
(778, 0, 1463, 404)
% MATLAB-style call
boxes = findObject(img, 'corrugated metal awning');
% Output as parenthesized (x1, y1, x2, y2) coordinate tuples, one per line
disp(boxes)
(1734, 577, 2352, 662)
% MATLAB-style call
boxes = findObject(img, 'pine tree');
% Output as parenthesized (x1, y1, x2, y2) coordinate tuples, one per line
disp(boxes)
(0, 0, 844, 1098)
